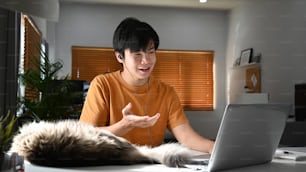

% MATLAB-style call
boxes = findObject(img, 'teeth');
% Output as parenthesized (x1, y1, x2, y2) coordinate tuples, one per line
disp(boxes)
(140, 68, 149, 70)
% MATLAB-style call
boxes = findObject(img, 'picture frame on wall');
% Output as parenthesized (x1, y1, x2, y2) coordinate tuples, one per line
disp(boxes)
(239, 48, 253, 66)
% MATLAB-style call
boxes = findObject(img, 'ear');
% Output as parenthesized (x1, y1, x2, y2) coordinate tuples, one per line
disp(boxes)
(115, 51, 123, 63)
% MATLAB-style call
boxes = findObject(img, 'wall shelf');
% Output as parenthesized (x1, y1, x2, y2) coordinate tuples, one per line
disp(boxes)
(229, 63, 261, 103)
(232, 62, 260, 69)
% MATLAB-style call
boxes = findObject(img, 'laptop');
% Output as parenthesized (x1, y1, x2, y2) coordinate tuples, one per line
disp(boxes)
(190, 103, 291, 172)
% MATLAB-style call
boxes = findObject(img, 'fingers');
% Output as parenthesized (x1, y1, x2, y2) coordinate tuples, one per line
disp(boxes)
(132, 112, 160, 128)
(146, 113, 160, 126)
(121, 103, 160, 128)
(122, 102, 132, 116)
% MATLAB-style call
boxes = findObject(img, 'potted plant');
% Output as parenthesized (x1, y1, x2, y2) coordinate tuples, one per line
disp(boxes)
(19, 48, 84, 121)
(0, 111, 23, 171)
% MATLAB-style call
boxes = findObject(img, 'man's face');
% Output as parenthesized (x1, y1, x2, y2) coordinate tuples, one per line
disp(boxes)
(122, 40, 156, 84)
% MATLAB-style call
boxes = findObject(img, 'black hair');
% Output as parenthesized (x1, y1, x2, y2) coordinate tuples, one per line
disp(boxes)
(113, 17, 159, 57)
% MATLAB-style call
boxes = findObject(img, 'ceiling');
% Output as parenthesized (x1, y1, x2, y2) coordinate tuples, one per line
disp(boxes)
(59, 0, 242, 10)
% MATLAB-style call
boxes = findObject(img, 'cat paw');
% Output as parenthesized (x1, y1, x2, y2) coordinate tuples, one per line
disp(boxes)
(162, 153, 209, 167)
(163, 153, 191, 167)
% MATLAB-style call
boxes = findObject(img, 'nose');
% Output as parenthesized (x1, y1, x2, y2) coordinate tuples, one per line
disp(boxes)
(141, 53, 151, 64)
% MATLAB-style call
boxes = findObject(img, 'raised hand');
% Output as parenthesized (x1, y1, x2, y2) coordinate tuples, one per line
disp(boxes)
(121, 102, 160, 128)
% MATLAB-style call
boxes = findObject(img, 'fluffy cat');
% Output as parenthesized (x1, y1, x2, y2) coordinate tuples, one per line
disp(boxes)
(10, 120, 202, 167)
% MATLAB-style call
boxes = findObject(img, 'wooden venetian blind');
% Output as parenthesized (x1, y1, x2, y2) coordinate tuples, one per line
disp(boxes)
(24, 16, 42, 101)
(71, 47, 122, 81)
(153, 51, 214, 110)
(72, 46, 214, 111)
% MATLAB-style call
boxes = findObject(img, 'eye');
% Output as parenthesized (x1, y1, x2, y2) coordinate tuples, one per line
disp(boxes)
(147, 48, 155, 54)
(132, 52, 142, 59)
(135, 53, 142, 57)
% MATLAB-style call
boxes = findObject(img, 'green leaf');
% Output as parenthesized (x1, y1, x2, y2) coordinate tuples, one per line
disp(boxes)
(0, 111, 17, 152)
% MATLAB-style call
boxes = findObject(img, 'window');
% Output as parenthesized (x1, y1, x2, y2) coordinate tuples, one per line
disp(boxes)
(20, 15, 42, 101)
(153, 50, 213, 110)
(71, 46, 214, 111)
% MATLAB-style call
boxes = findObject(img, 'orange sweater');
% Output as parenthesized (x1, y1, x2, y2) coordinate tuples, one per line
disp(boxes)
(80, 71, 188, 146)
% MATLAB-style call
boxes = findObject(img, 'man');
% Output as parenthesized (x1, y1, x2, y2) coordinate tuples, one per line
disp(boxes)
(80, 17, 214, 154)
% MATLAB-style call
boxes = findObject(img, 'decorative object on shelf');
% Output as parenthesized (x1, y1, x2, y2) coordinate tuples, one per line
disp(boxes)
(239, 48, 253, 66)
(245, 66, 261, 93)
(233, 57, 241, 67)
(250, 53, 261, 64)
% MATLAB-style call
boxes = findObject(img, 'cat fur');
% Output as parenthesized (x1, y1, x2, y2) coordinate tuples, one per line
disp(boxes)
(10, 120, 200, 167)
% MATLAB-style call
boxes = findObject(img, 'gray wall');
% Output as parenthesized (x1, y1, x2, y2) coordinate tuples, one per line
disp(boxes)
(226, 0, 306, 116)
(48, 3, 229, 139)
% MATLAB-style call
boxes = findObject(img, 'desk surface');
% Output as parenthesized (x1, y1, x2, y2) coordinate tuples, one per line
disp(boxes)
(25, 158, 306, 172)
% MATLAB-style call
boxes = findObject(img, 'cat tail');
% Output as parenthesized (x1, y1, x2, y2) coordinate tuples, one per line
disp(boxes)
(136, 143, 197, 167)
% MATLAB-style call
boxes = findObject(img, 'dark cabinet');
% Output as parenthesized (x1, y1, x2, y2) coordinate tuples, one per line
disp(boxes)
(295, 84, 306, 121)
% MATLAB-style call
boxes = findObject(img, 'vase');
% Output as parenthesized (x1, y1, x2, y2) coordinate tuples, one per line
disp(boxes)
(0, 152, 24, 172)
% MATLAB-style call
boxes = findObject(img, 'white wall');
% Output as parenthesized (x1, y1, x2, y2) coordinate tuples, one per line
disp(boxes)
(42, 0, 306, 140)
(226, 0, 306, 115)
(31, 16, 47, 39)
(48, 2, 229, 139)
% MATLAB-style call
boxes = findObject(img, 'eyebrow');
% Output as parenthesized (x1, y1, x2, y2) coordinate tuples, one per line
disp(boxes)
(147, 43, 155, 50)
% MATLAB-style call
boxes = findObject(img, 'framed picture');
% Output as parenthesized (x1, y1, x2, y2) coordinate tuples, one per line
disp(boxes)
(239, 48, 253, 66)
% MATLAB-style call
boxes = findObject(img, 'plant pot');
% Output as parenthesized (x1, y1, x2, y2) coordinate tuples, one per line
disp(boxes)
(0, 152, 24, 172)
(0, 152, 4, 168)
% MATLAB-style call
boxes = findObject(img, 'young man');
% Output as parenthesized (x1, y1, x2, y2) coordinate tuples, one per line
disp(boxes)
(80, 17, 214, 154)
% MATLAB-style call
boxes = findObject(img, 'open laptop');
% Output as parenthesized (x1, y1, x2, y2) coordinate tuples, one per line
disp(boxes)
(190, 103, 291, 172)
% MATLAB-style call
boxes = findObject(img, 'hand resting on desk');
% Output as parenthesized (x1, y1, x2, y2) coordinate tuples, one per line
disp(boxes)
(9, 120, 205, 168)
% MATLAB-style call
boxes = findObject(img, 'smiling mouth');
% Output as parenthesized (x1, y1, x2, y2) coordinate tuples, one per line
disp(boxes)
(139, 67, 151, 72)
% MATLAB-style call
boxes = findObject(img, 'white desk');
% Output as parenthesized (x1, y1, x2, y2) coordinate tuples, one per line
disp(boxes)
(25, 158, 306, 172)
